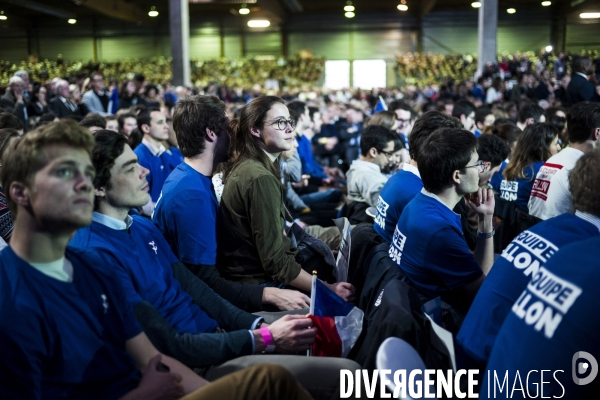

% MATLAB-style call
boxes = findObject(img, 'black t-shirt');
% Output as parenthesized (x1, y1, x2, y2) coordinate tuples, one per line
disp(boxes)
(94, 90, 110, 112)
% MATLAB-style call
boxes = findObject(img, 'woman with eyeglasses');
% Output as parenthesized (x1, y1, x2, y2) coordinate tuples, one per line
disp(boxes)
(219, 96, 354, 301)
(500, 123, 561, 211)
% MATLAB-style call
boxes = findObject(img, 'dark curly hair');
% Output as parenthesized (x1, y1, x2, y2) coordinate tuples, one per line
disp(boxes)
(90, 129, 128, 210)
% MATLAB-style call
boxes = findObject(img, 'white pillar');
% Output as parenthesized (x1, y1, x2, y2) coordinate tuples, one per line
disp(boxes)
(477, 0, 498, 75)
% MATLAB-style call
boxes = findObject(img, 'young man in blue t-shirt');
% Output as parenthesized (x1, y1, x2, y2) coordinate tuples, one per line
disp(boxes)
(0, 120, 206, 399)
(153, 95, 310, 313)
(481, 236, 600, 399)
(375, 111, 463, 242)
(134, 108, 177, 216)
(389, 128, 496, 315)
(73, 129, 359, 398)
(458, 147, 600, 368)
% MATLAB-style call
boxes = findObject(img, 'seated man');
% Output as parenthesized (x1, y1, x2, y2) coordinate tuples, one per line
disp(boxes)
(345, 125, 396, 223)
(71, 129, 358, 399)
(287, 101, 343, 206)
(375, 111, 462, 243)
(134, 108, 177, 216)
(389, 128, 495, 316)
(473, 106, 495, 137)
(481, 236, 600, 399)
(153, 95, 310, 312)
(458, 147, 600, 368)
(0, 120, 309, 400)
(529, 101, 600, 220)
(454, 133, 512, 250)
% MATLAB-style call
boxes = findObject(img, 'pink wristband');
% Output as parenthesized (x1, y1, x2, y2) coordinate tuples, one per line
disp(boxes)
(259, 327, 276, 353)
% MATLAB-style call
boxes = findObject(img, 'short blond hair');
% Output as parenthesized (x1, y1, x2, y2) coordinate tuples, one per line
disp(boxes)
(0, 120, 94, 215)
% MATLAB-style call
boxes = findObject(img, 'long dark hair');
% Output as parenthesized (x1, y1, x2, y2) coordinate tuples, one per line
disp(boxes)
(223, 96, 285, 184)
(504, 123, 558, 181)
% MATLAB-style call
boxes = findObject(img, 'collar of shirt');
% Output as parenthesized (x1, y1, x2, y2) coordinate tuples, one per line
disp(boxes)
(263, 150, 278, 163)
(576, 72, 589, 80)
(575, 210, 600, 232)
(402, 162, 421, 178)
(421, 188, 457, 213)
(92, 211, 133, 230)
(142, 137, 166, 157)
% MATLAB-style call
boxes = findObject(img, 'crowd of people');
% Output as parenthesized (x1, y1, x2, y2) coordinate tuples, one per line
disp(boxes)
(0, 49, 599, 399)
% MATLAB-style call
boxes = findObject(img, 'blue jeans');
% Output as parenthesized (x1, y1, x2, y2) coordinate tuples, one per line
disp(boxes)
(300, 188, 342, 206)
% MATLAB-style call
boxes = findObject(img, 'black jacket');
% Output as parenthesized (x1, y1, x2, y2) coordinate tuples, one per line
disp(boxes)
(566, 73, 598, 106)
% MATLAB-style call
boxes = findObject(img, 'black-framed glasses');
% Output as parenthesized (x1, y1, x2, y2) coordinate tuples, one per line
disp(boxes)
(464, 160, 485, 173)
(396, 117, 411, 125)
(266, 118, 296, 131)
(379, 150, 396, 159)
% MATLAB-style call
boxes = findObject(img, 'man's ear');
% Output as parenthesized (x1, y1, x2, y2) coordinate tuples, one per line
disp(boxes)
(94, 186, 106, 199)
(205, 127, 217, 142)
(369, 147, 378, 158)
(593, 127, 600, 141)
(452, 169, 462, 185)
(141, 123, 150, 134)
(9, 182, 30, 208)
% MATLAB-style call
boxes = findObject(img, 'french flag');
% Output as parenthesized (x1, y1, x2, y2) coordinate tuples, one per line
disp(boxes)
(309, 276, 364, 358)
(373, 96, 388, 114)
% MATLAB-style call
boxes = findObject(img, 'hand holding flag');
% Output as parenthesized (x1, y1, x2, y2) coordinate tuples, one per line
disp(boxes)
(309, 274, 363, 358)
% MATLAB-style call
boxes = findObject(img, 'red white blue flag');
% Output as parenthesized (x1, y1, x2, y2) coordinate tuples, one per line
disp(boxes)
(309, 276, 363, 358)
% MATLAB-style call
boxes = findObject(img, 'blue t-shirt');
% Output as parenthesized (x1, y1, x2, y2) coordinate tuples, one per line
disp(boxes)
(458, 212, 600, 366)
(153, 162, 218, 265)
(481, 236, 600, 399)
(134, 143, 179, 202)
(389, 191, 483, 309)
(374, 169, 423, 243)
(0, 246, 141, 399)
(163, 147, 183, 171)
(490, 161, 507, 193)
(499, 161, 544, 210)
(296, 134, 327, 179)
(71, 215, 218, 334)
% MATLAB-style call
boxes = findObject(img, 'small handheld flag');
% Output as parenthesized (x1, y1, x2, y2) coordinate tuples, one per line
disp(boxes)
(309, 275, 363, 358)
(373, 96, 388, 113)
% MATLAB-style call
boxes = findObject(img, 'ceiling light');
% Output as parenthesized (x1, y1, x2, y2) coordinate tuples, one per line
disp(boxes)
(545, 45, 553, 52)
(507, 8, 516, 13)
(580, 12, 600, 18)
(397, 4, 408, 11)
(345, 11, 355, 18)
(239, 4, 250, 14)
(344, 5, 355, 11)
(68, 19, 77, 24)
(471, 2, 481, 8)
(148, 6, 159, 17)
(0, 15, 6, 20)
(247, 19, 270, 27)
(541, 1, 551, 6)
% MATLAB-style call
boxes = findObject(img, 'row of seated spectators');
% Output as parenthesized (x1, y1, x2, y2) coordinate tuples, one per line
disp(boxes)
(0, 64, 599, 397)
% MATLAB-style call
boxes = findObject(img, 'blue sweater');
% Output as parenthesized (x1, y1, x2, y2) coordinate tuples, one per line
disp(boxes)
(458, 212, 600, 366)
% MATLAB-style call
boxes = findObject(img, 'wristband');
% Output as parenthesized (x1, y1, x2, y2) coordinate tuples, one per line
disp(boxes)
(259, 327, 276, 353)
(477, 229, 495, 239)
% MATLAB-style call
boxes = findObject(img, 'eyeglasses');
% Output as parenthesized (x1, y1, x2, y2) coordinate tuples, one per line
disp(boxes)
(266, 118, 296, 131)
(379, 150, 396, 159)
(396, 118, 411, 125)
(464, 160, 486, 173)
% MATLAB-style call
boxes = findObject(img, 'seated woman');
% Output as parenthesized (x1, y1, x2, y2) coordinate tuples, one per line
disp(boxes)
(218, 96, 353, 300)
(499, 123, 560, 210)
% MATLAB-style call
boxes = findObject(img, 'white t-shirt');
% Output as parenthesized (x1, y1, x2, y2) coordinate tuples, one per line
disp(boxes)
(528, 147, 584, 220)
